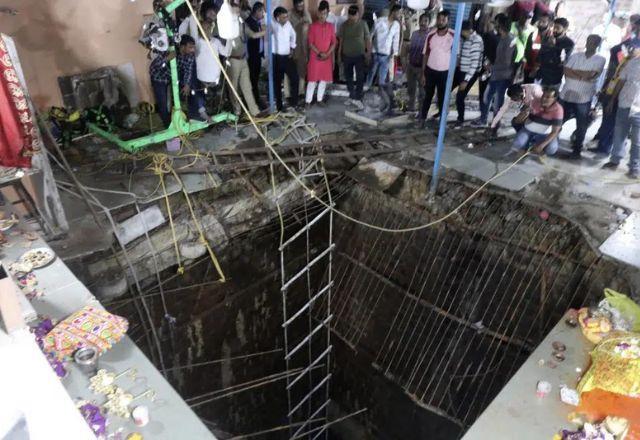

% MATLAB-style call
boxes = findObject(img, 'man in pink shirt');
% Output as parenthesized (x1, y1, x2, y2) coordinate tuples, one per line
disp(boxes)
(419, 10, 455, 126)
(511, 87, 563, 156)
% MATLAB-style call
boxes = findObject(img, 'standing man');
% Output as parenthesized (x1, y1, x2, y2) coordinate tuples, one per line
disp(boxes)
(271, 7, 300, 111)
(405, 13, 430, 115)
(511, 87, 564, 157)
(589, 15, 640, 154)
(305, 2, 337, 106)
(523, 12, 552, 84)
(149, 51, 173, 128)
(558, 34, 606, 160)
(511, 11, 534, 78)
(228, 12, 264, 118)
(246, 2, 267, 109)
(419, 10, 454, 126)
(339, 5, 371, 110)
(452, 20, 484, 126)
(177, 35, 210, 122)
(472, 14, 516, 127)
(368, 4, 401, 115)
(480, 15, 500, 112)
(535, 17, 574, 87)
(288, 0, 312, 101)
(602, 39, 640, 179)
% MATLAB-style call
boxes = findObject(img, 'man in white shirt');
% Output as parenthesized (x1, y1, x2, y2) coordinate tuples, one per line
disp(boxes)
(558, 34, 606, 160)
(271, 6, 300, 111)
(603, 38, 640, 179)
(491, 82, 543, 132)
(592, 14, 624, 60)
(366, 4, 401, 114)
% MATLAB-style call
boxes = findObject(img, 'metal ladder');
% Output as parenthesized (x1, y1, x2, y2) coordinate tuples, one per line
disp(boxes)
(279, 157, 334, 440)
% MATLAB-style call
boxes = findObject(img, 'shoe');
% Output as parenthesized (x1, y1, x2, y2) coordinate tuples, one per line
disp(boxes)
(417, 119, 427, 129)
(317, 101, 326, 107)
(558, 150, 582, 160)
(602, 162, 619, 170)
(352, 100, 364, 110)
(305, 103, 312, 110)
(470, 118, 486, 128)
(453, 121, 464, 129)
(431, 112, 441, 120)
(628, 170, 640, 180)
(587, 146, 602, 153)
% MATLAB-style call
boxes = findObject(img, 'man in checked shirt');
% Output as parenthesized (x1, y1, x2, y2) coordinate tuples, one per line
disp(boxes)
(177, 35, 211, 122)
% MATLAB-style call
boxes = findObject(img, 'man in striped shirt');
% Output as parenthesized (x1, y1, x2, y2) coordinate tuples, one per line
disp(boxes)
(452, 20, 484, 126)
(512, 87, 563, 156)
(558, 34, 606, 160)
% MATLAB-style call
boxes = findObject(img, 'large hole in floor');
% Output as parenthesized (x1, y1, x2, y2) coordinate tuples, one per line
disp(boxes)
(107, 169, 631, 439)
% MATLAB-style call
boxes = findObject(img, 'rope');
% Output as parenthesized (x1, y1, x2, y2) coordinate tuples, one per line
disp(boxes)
(149, 152, 226, 281)
(153, 155, 184, 274)
(184, 2, 534, 234)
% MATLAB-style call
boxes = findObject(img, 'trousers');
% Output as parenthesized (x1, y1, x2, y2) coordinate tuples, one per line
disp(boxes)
(228, 57, 260, 116)
(151, 80, 171, 128)
(595, 95, 618, 154)
(420, 67, 448, 120)
(305, 81, 327, 103)
(560, 100, 591, 153)
(344, 55, 365, 100)
(366, 53, 391, 88)
(512, 127, 559, 155)
(610, 107, 640, 172)
(480, 78, 510, 124)
(452, 69, 480, 122)
(273, 54, 299, 110)
(406, 64, 425, 112)
(247, 54, 263, 107)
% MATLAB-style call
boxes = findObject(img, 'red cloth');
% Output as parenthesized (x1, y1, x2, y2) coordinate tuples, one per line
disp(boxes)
(0, 37, 36, 168)
(508, 0, 551, 21)
(306, 21, 336, 83)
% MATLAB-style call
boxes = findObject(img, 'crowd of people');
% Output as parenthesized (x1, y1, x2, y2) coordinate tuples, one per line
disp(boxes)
(148, 0, 640, 179)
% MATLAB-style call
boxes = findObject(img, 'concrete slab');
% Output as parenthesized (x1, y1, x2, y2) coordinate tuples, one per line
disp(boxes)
(348, 159, 405, 191)
(599, 211, 640, 269)
(116, 205, 165, 246)
(420, 147, 541, 192)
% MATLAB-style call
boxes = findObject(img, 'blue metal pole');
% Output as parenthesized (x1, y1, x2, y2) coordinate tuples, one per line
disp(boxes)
(266, 0, 275, 112)
(429, 2, 466, 194)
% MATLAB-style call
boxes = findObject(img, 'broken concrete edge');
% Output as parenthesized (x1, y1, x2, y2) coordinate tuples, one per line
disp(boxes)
(345, 111, 379, 127)
(383, 152, 624, 257)
(88, 176, 307, 299)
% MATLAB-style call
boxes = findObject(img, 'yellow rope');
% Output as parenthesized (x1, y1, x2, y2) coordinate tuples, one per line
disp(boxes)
(153, 154, 184, 274)
(184, 2, 532, 234)
(150, 152, 226, 281)
(169, 166, 226, 282)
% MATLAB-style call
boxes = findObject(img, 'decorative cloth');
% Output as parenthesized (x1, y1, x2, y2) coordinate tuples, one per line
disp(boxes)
(0, 36, 38, 168)
(42, 306, 128, 360)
